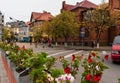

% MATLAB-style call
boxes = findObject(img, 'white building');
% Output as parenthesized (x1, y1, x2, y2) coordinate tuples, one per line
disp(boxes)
(18, 25, 29, 42)
(6, 21, 30, 42)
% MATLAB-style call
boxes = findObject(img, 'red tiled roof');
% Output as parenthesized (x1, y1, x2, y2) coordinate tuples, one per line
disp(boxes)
(63, 4, 74, 11)
(71, 0, 98, 10)
(31, 11, 53, 21)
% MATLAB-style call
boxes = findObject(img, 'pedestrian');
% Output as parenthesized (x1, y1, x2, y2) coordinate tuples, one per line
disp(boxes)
(42, 39, 46, 48)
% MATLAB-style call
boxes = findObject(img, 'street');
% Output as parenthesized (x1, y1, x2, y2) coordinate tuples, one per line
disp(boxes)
(16, 42, 120, 83)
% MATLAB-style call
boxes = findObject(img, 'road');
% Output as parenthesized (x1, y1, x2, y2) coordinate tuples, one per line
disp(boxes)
(16, 43, 120, 83)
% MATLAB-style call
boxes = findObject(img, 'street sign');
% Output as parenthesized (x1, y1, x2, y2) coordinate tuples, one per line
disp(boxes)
(81, 32, 85, 38)
(81, 27, 85, 32)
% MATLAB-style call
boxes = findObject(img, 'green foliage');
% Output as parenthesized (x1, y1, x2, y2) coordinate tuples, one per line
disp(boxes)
(2, 26, 11, 40)
(50, 68, 64, 78)
(60, 55, 81, 77)
(118, 78, 120, 83)
(51, 11, 79, 42)
(81, 51, 109, 83)
(83, 6, 111, 43)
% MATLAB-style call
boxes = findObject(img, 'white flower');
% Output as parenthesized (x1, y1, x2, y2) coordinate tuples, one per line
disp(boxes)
(102, 51, 107, 55)
(6, 51, 10, 55)
(56, 74, 74, 83)
(96, 65, 100, 70)
(47, 73, 54, 82)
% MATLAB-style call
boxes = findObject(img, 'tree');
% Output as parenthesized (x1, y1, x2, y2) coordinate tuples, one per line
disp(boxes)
(51, 11, 79, 46)
(33, 25, 43, 42)
(2, 26, 11, 40)
(83, 4, 111, 48)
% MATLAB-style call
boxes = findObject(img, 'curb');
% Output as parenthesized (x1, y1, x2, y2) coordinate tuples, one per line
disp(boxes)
(1, 55, 16, 83)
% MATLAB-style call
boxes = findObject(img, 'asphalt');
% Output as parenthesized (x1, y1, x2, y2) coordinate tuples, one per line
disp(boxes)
(0, 42, 112, 83)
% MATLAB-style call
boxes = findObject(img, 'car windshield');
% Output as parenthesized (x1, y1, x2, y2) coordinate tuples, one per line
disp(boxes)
(113, 35, 120, 44)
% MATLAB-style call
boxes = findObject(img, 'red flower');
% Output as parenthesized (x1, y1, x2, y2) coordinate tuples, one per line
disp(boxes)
(104, 55, 109, 61)
(93, 74, 101, 83)
(88, 57, 93, 63)
(91, 52, 95, 57)
(72, 54, 75, 62)
(64, 67, 71, 74)
(85, 74, 92, 81)
(18, 47, 21, 51)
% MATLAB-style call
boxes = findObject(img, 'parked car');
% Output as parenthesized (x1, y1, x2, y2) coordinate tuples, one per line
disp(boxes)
(111, 34, 120, 63)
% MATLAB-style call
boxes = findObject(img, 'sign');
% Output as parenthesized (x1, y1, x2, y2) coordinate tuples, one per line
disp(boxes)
(81, 27, 85, 32)
(81, 27, 85, 38)
(81, 32, 85, 38)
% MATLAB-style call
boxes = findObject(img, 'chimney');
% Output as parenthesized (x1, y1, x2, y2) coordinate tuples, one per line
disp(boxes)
(43, 10, 47, 13)
(62, 1, 66, 8)
(76, 2, 79, 5)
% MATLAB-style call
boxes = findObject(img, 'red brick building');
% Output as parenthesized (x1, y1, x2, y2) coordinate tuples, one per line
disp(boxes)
(60, 0, 120, 46)
(108, 0, 120, 44)
(61, 0, 108, 46)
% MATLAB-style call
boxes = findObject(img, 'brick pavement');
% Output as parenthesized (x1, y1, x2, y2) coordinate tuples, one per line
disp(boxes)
(0, 51, 16, 83)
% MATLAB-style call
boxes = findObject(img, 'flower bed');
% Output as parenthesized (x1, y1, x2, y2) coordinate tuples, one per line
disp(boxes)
(0, 42, 110, 83)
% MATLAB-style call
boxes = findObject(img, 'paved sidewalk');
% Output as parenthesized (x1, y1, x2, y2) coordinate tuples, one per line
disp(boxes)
(0, 51, 16, 83)
(16, 42, 112, 51)
(0, 53, 9, 83)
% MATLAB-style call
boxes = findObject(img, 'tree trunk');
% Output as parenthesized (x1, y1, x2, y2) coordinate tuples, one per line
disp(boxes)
(64, 36, 68, 47)
(96, 28, 102, 49)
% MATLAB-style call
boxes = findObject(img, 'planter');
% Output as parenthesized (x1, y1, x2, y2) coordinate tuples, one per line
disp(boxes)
(12, 67, 33, 83)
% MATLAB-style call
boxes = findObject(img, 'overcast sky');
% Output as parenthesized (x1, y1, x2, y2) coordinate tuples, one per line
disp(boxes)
(0, 0, 108, 22)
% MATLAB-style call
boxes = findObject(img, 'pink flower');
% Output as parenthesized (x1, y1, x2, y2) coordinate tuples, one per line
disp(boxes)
(22, 45, 26, 50)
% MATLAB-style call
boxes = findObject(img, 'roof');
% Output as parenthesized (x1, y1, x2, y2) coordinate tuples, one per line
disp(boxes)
(31, 11, 53, 21)
(26, 21, 30, 26)
(71, 0, 98, 10)
(63, 4, 74, 11)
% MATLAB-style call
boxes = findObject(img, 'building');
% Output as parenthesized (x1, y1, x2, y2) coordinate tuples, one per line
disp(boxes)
(108, 0, 120, 44)
(60, 0, 120, 46)
(61, 0, 102, 45)
(18, 21, 29, 42)
(6, 21, 30, 42)
(29, 11, 53, 42)
(0, 11, 4, 41)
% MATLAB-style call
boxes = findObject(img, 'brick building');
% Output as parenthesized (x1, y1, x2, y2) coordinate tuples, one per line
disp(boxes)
(61, 0, 108, 46)
(108, 0, 120, 44)
(60, 0, 120, 46)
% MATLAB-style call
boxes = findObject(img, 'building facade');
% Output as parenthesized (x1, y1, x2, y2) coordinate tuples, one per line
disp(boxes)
(29, 11, 53, 42)
(60, 0, 120, 46)
(61, 0, 108, 45)
(0, 11, 4, 41)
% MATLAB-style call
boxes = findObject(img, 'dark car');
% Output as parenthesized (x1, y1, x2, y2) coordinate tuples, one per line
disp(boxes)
(111, 35, 120, 62)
